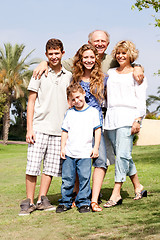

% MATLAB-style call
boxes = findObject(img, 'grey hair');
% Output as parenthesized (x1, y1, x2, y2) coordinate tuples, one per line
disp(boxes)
(88, 30, 110, 43)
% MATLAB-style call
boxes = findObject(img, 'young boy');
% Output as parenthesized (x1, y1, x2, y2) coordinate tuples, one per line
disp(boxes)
(56, 83, 102, 213)
(19, 39, 72, 216)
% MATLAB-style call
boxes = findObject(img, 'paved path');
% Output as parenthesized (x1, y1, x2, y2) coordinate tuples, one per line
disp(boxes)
(0, 140, 27, 145)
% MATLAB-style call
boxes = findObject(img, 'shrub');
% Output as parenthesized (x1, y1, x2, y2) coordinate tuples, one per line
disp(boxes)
(145, 113, 160, 120)
(133, 134, 139, 145)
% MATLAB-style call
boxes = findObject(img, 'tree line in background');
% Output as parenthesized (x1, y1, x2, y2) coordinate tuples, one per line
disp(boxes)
(132, 0, 160, 118)
(0, 1, 160, 144)
(0, 43, 39, 144)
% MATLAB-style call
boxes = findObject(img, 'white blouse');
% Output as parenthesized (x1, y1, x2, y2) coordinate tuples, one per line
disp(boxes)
(104, 68, 147, 130)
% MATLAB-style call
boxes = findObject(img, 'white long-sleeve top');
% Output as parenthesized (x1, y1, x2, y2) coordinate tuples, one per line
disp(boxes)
(104, 68, 147, 130)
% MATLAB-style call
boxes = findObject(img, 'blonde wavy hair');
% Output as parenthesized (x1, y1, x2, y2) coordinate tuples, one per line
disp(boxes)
(72, 44, 104, 103)
(112, 40, 139, 63)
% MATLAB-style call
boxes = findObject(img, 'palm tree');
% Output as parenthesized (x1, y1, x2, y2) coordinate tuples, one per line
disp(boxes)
(0, 43, 38, 144)
(0, 90, 6, 120)
(147, 86, 160, 114)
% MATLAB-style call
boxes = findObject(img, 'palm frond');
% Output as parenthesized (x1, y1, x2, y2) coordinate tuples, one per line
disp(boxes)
(0, 43, 39, 98)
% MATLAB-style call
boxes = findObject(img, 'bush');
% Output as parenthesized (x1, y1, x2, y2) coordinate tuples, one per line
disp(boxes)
(145, 112, 160, 120)
(133, 134, 139, 145)
(8, 124, 26, 141)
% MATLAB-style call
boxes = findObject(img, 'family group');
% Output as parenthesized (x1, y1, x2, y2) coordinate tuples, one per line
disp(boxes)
(19, 30, 147, 216)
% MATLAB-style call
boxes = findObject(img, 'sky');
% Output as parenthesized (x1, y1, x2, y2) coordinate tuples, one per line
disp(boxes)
(0, 0, 160, 111)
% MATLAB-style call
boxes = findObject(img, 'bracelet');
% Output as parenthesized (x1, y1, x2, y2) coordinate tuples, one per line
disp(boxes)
(134, 64, 142, 67)
(134, 119, 142, 125)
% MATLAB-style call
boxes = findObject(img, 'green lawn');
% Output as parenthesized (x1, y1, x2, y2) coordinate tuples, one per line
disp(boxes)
(0, 144, 160, 240)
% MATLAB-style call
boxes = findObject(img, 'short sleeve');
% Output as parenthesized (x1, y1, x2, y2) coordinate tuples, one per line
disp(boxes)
(27, 76, 41, 92)
(93, 109, 102, 130)
(61, 110, 70, 132)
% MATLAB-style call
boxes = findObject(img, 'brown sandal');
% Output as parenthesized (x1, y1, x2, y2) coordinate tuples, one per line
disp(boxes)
(71, 201, 76, 208)
(91, 202, 103, 212)
(71, 192, 77, 208)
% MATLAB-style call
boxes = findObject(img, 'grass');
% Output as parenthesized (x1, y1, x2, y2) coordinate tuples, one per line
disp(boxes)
(0, 144, 160, 240)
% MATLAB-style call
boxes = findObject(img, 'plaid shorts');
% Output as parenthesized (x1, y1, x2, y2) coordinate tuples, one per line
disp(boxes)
(26, 132, 62, 177)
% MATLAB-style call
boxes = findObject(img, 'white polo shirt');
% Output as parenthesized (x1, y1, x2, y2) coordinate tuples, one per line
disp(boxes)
(27, 66, 72, 136)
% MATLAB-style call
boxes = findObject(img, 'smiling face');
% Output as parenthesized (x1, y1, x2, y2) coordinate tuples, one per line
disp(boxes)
(89, 31, 109, 58)
(82, 49, 96, 70)
(45, 48, 64, 69)
(115, 48, 131, 66)
(69, 90, 86, 110)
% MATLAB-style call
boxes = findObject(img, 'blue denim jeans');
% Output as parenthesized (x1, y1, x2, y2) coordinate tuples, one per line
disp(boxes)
(59, 156, 91, 208)
(92, 131, 108, 169)
(107, 127, 137, 182)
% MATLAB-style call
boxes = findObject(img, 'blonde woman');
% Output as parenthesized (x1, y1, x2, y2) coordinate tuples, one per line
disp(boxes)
(103, 40, 147, 208)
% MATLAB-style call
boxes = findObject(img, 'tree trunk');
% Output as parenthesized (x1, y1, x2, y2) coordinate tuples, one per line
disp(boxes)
(3, 99, 11, 145)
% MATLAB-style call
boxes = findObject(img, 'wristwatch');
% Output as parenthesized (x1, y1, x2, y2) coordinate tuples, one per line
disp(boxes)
(134, 119, 142, 124)
(134, 64, 142, 67)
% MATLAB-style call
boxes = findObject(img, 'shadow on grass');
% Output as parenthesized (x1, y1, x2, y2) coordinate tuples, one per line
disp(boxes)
(101, 187, 129, 201)
(34, 193, 61, 206)
(36, 187, 131, 205)
(126, 208, 160, 239)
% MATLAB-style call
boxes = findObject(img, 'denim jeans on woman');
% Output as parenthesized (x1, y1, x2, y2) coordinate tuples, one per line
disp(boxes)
(106, 126, 137, 182)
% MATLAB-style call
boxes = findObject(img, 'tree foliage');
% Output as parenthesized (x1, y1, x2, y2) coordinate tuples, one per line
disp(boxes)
(132, 0, 160, 27)
(0, 43, 38, 144)
(132, 1, 160, 115)
(0, 91, 6, 120)
(147, 86, 160, 113)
